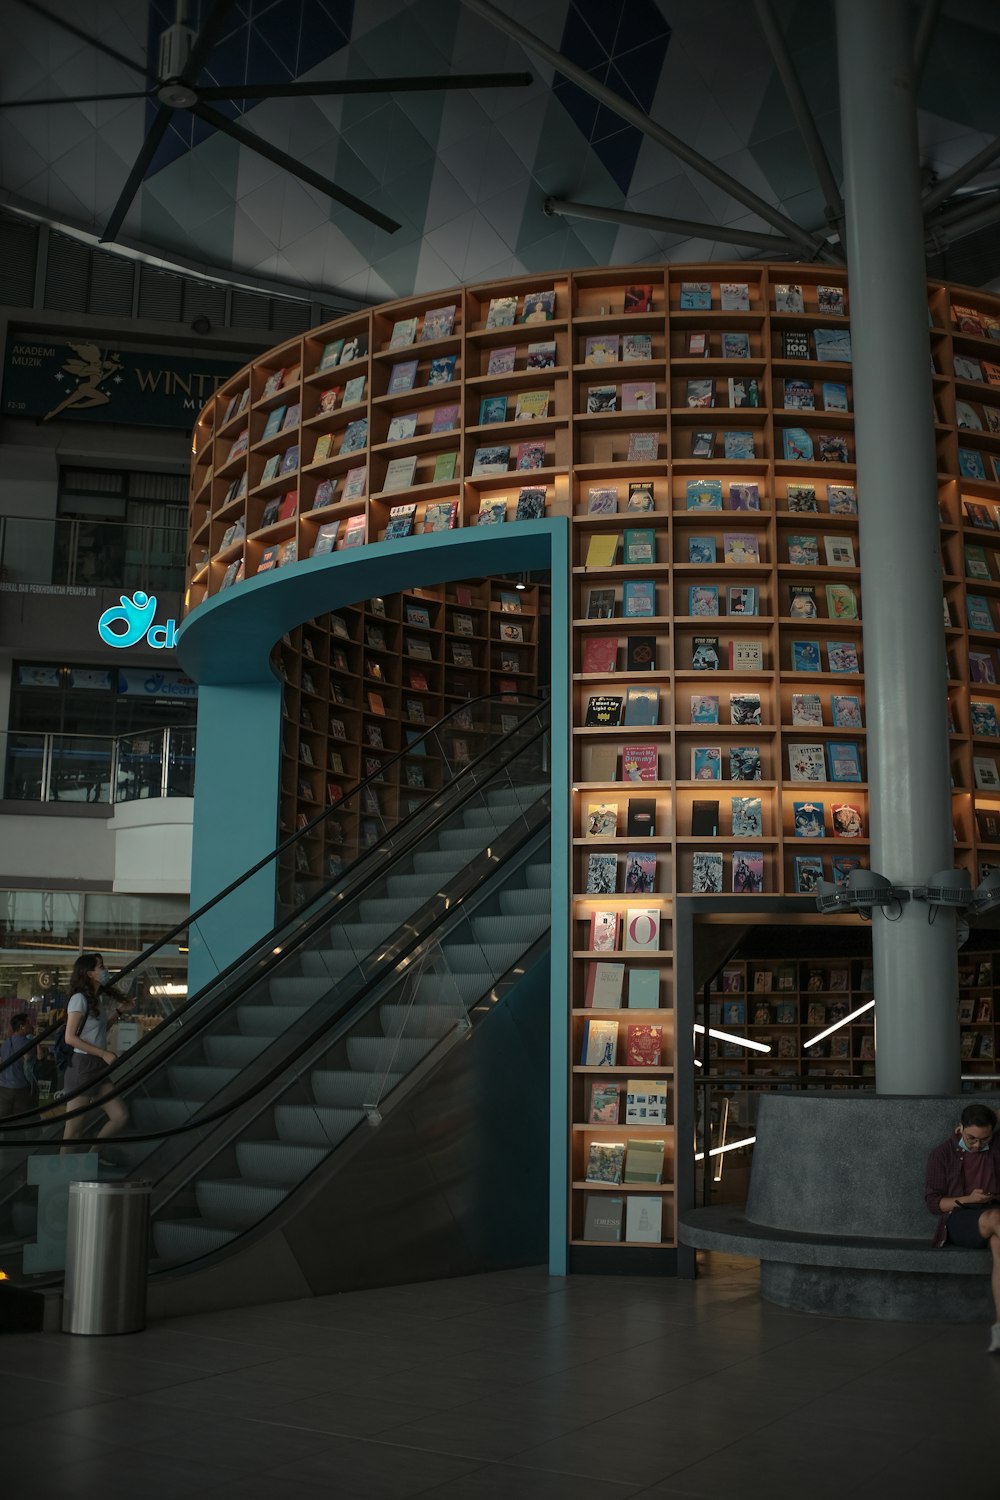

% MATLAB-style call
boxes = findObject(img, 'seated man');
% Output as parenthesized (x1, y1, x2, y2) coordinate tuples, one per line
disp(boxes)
(925, 1103, 1000, 1353)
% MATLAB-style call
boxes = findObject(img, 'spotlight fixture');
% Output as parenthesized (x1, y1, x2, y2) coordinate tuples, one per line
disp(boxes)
(913, 867, 971, 908)
(190, 314, 212, 335)
(815, 878, 854, 915)
(969, 868, 1000, 916)
(815, 869, 907, 919)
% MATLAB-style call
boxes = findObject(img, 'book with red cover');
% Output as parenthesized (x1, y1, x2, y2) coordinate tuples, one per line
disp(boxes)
(589, 911, 621, 952)
(582, 636, 619, 674)
(626, 1024, 662, 1066)
(620, 744, 658, 781)
(278, 489, 298, 521)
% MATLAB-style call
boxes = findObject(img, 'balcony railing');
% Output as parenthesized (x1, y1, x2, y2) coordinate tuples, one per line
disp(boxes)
(2, 726, 196, 805)
(0, 513, 185, 592)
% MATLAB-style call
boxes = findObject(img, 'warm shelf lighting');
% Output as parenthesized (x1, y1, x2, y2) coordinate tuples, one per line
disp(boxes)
(694, 1134, 757, 1161)
(803, 997, 875, 1047)
(694, 1022, 771, 1053)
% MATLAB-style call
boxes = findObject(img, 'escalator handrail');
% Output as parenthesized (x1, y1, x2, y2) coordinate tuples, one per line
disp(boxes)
(3, 806, 551, 1152)
(0, 699, 549, 1129)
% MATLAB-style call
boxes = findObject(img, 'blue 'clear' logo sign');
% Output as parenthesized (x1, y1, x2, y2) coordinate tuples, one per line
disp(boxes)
(97, 591, 178, 650)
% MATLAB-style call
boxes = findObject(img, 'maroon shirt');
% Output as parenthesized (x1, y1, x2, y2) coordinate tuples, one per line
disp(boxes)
(924, 1133, 1000, 1246)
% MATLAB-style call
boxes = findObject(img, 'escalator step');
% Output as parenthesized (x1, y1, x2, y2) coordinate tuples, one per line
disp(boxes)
(385, 872, 447, 898)
(500, 886, 548, 916)
(298, 951, 358, 980)
(237, 1005, 308, 1036)
(326, 922, 398, 953)
(412, 851, 468, 874)
(202, 1033, 270, 1068)
(472, 914, 549, 945)
(379, 1003, 461, 1039)
(131, 1097, 200, 1131)
(346, 1035, 436, 1072)
(437, 828, 495, 851)
(153, 1220, 238, 1261)
(274, 1104, 365, 1146)
(525, 862, 552, 889)
(440, 941, 537, 974)
(358, 897, 426, 925)
(195, 1179, 288, 1231)
(486, 784, 548, 807)
(461, 807, 508, 829)
(309, 1069, 403, 1108)
(167, 1065, 239, 1101)
(269, 975, 339, 1003)
(235, 1141, 326, 1186)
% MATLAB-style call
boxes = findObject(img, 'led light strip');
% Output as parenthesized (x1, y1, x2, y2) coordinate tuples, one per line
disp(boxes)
(803, 997, 875, 1048)
(693, 1023, 771, 1053)
(694, 1134, 757, 1161)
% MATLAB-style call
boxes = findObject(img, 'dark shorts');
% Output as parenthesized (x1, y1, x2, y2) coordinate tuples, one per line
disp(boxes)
(946, 1206, 989, 1249)
(62, 1053, 108, 1100)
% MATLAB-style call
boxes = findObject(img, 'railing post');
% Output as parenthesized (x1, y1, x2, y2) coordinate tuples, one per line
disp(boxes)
(40, 732, 52, 803)
(161, 726, 170, 798)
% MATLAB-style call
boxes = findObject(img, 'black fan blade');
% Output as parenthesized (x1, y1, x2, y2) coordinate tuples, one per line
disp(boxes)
(196, 71, 534, 101)
(16, 0, 150, 79)
(178, 0, 238, 85)
(0, 91, 151, 109)
(193, 101, 401, 233)
(100, 104, 173, 244)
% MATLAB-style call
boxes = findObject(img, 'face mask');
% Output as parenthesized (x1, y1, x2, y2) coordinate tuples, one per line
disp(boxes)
(959, 1136, 990, 1152)
(97, 968, 109, 987)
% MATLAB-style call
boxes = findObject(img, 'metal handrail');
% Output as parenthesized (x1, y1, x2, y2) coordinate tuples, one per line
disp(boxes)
(2, 725, 196, 805)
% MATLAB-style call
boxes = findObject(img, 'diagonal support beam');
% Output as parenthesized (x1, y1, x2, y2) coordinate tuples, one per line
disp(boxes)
(923, 134, 1000, 216)
(192, 102, 401, 233)
(753, 0, 845, 241)
(16, 0, 150, 79)
(912, 0, 941, 84)
(926, 188, 1000, 249)
(459, 0, 839, 263)
(544, 196, 804, 255)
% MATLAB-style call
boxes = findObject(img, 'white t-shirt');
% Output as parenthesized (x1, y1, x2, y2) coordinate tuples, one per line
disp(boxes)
(67, 992, 108, 1054)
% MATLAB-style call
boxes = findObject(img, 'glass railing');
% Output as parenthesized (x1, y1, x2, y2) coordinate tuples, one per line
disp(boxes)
(0, 715, 551, 1278)
(0, 513, 185, 592)
(1, 726, 196, 805)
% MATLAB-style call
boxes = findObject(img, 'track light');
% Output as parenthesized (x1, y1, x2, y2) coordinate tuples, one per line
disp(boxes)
(815, 869, 907, 919)
(969, 869, 1000, 916)
(913, 868, 971, 908)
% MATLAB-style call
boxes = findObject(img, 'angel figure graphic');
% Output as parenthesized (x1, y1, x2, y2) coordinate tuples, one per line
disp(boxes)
(43, 342, 123, 422)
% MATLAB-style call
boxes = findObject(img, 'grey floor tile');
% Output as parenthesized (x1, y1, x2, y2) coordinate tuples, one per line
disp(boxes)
(265, 1433, 485, 1497)
(418, 1462, 643, 1499)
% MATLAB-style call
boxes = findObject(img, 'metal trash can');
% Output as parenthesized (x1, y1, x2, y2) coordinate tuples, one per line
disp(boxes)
(62, 1180, 151, 1336)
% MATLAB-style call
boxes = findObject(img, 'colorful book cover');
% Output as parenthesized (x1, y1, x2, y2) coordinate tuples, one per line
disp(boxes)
(622, 686, 660, 726)
(680, 281, 712, 309)
(793, 801, 826, 837)
(692, 851, 724, 892)
(622, 380, 655, 411)
(470, 445, 510, 475)
(686, 479, 723, 510)
(788, 743, 826, 781)
(420, 304, 457, 340)
(621, 744, 658, 782)
(787, 483, 818, 512)
(782, 427, 814, 460)
(688, 535, 717, 564)
(831, 694, 863, 728)
(791, 640, 822, 671)
(622, 579, 656, 617)
(692, 746, 722, 780)
(732, 851, 764, 892)
(621, 332, 652, 362)
(827, 639, 860, 672)
(689, 584, 719, 617)
(585, 334, 620, 366)
(515, 441, 546, 471)
(624, 851, 657, 893)
(723, 532, 760, 564)
(691, 636, 721, 670)
(627, 431, 659, 462)
(730, 745, 762, 780)
(729, 482, 760, 511)
(731, 796, 763, 836)
(827, 741, 862, 781)
(514, 390, 550, 421)
(831, 802, 864, 837)
(794, 856, 824, 893)
(427, 354, 457, 386)
(479, 394, 507, 424)
(690, 694, 719, 724)
(587, 484, 619, 514)
(526, 341, 557, 369)
(388, 360, 419, 393)
(724, 430, 755, 459)
(721, 331, 751, 358)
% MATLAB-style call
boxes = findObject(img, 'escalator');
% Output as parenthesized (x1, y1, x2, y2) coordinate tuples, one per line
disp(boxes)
(0, 695, 552, 1311)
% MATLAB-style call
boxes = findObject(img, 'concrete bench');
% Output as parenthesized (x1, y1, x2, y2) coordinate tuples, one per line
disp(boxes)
(679, 1093, 999, 1321)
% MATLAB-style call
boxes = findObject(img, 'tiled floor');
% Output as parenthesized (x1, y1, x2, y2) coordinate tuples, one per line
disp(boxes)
(1, 1253, 998, 1499)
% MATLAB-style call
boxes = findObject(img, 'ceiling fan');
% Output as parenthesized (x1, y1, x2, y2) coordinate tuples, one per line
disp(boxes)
(6, 0, 533, 239)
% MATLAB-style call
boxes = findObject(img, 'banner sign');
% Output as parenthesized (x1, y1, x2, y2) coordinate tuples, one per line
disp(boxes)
(2, 338, 243, 429)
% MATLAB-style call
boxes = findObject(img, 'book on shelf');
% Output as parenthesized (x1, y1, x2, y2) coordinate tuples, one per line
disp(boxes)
(680, 281, 712, 309)
(586, 587, 616, 619)
(427, 354, 457, 386)
(687, 479, 723, 510)
(794, 854, 824, 893)
(967, 596, 995, 632)
(691, 799, 719, 835)
(689, 584, 719, 617)
(817, 432, 850, 463)
(585, 532, 619, 567)
(731, 796, 763, 836)
(817, 285, 846, 316)
(789, 743, 827, 781)
(774, 282, 804, 313)
(688, 536, 717, 565)
(429, 404, 459, 433)
(724, 430, 755, 460)
(787, 483, 818, 512)
(623, 851, 656, 894)
(730, 692, 761, 725)
(822, 381, 849, 412)
(586, 802, 619, 838)
(826, 583, 858, 619)
(832, 802, 864, 837)
(257, 544, 280, 570)
(485, 296, 517, 329)
(423, 500, 458, 532)
(732, 850, 764, 892)
(520, 289, 555, 323)
(790, 585, 818, 618)
(623, 686, 660, 726)
(587, 484, 619, 514)
(341, 465, 367, 501)
(587, 384, 617, 414)
(692, 746, 722, 780)
(585, 695, 623, 727)
(691, 635, 721, 670)
(585, 1140, 625, 1184)
(586, 962, 625, 1009)
(582, 1017, 619, 1066)
(479, 394, 507, 424)
(727, 378, 759, 409)
(477, 496, 508, 526)
(793, 800, 826, 837)
(622, 331, 652, 362)
(688, 330, 709, 356)
(582, 636, 619, 674)
(513, 487, 544, 522)
(973, 755, 1000, 788)
(625, 1021, 662, 1063)
(589, 909, 621, 952)
(586, 852, 618, 895)
(527, 340, 557, 369)
(622, 380, 655, 411)
(827, 639, 860, 672)
(791, 639, 822, 671)
(692, 850, 724, 892)
(589, 1081, 621, 1123)
(722, 331, 751, 358)
(827, 741, 862, 781)
(585, 334, 620, 365)
(783, 427, 814, 460)
(340, 416, 368, 452)
(471, 445, 510, 475)
(627, 431, 659, 462)
(686, 377, 715, 408)
(627, 969, 659, 1008)
(514, 390, 549, 421)
(723, 531, 760, 564)
(813, 327, 852, 362)
(782, 328, 810, 359)
(381, 457, 417, 496)
(827, 483, 857, 514)
(310, 522, 340, 557)
(690, 693, 719, 723)
(626, 798, 656, 839)
(729, 639, 764, 671)
(784, 378, 814, 410)
(623, 1137, 665, 1184)
(792, 692, 824, 726)
(720, 281, 751, 312)
(692, 431, 715, 458)
(623, 527, 655, 564)
(583, 1195, 624, 1242)
(728, 585, 758, 616)
(486, 346, 516, 376)
(622, 578, 656, 616)
(621, 744, 658, 781)
(388, 316, 418, 350)
(420, 304, 456, 340)
(723, 999, 747, 1020)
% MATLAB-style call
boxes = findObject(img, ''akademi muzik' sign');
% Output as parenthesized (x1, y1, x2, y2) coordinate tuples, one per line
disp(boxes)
(3, 339, 242, 429)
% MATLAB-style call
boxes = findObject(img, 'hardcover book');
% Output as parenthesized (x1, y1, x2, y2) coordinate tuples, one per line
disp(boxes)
(722, 331, 751, 358)
(588, 385, 619, 416)
(692, 851, 724, 892)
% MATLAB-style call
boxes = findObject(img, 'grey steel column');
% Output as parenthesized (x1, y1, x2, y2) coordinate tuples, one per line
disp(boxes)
(836, 0, 957, 1094)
